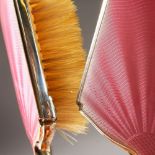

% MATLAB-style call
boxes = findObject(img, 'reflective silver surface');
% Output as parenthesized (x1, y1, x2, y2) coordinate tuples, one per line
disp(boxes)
(14, 0, 56, 122)
(13, 0, 56, 154)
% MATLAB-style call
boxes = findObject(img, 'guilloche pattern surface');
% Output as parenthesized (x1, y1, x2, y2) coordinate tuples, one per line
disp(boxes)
(79, 1, 155, 154)
(0, 0, 40, 146)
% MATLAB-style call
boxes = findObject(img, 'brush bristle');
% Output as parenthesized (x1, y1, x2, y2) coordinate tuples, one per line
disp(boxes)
(28, 0, 87, 133)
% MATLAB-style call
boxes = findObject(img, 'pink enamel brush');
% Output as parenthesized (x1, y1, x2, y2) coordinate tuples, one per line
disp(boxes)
(0, 0, 87, 154)
(0, 0, 42, 153)
(78, 0, 155, 155)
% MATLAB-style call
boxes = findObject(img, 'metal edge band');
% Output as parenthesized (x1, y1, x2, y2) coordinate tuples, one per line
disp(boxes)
(13, 1, 56, 154)
(77, 0, 109, 109)
(13, 0, 56, 123)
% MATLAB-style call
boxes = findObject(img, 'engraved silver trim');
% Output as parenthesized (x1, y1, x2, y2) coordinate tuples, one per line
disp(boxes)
(13, 0, 56, 123)
(77, 0, 109, 109)
(13, 1, 56, 154)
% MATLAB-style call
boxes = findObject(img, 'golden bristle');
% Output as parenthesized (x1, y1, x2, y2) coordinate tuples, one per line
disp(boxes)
(28, 0, 87, 133)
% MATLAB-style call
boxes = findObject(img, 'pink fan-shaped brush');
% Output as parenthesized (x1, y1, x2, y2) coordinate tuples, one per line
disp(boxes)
(78, 0, 155, 155)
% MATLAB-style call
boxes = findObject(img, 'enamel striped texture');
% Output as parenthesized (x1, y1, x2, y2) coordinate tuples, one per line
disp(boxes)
(79, 1, 155, 155)
(0, 0, 40, 146)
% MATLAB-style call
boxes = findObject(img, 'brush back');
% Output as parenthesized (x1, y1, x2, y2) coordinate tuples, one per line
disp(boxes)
(78, 1, 155, 155)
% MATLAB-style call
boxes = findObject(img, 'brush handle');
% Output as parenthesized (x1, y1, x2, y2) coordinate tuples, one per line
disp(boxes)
(0, 0, 40, 147)
(35, 148, 51, 155)
(35, 146, 51, 155)
(34, 125, 55, 155)
(78, 0, 155, 155)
